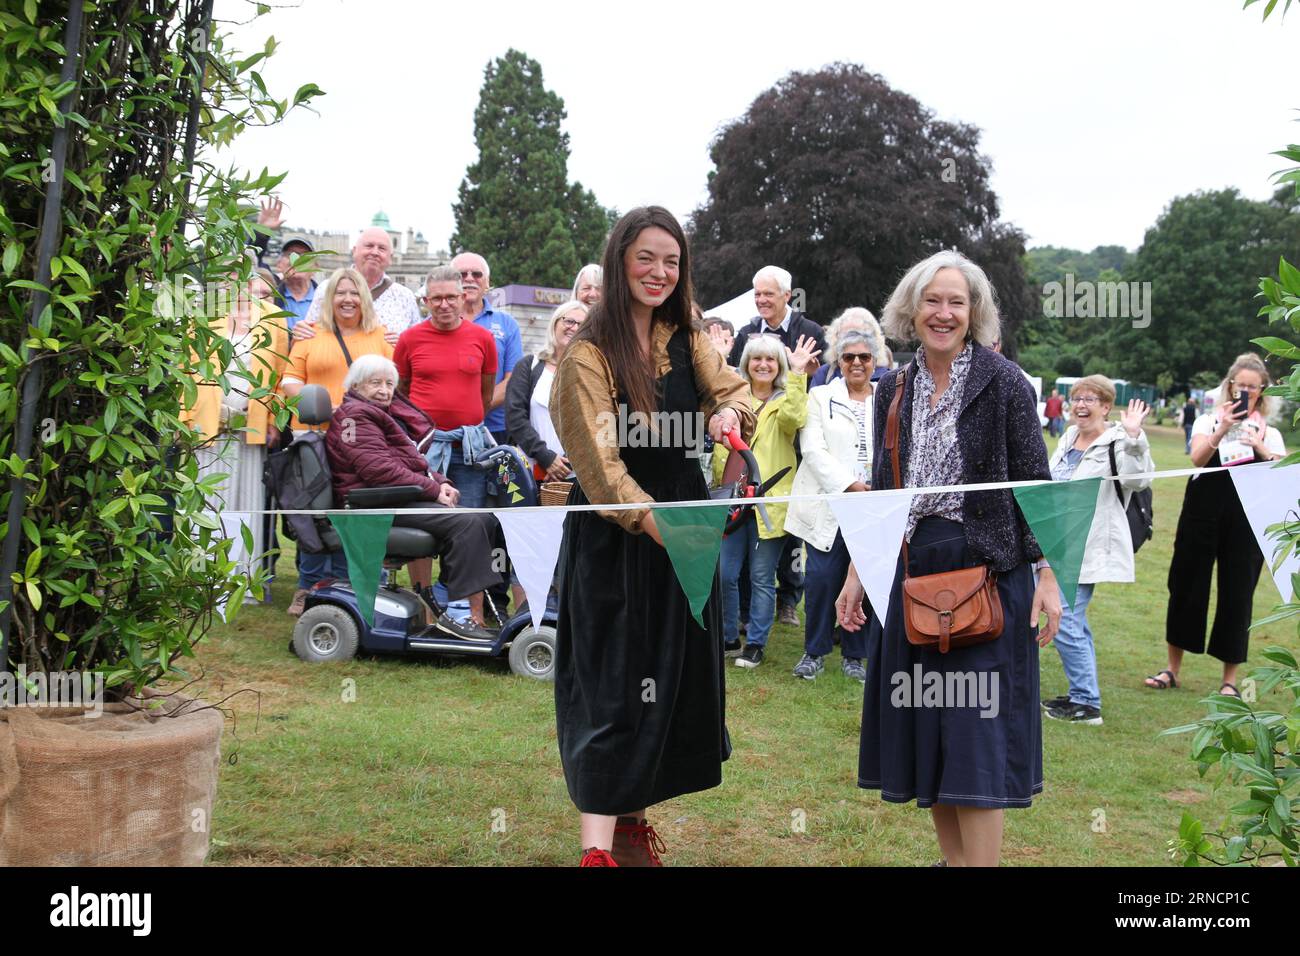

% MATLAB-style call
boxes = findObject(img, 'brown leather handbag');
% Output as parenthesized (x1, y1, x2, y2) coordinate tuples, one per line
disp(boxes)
(884, 367, 1003, 654)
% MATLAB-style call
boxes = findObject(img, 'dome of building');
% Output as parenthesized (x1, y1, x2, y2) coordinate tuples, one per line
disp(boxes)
(371, 210, 391, 228)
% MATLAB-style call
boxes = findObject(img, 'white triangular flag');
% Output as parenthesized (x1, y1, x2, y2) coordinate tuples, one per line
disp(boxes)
(1228, 461, 1300, 602)
(495, 509, 568, 631)
(830, 491, 916, 628)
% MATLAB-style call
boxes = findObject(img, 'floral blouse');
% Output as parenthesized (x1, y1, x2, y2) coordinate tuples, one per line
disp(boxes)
(905, 343, 972, 541)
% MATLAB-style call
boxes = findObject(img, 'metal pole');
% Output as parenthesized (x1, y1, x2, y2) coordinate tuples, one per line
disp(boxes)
(0, 0, 86, 672)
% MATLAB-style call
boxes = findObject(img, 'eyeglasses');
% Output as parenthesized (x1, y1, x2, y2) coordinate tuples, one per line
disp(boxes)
(1072, 395, 1104, 406)
(423, 294, 462, 306)
(840, 352, 874, 365)
(458, 270, 485, 280)
(560, 318, 583, 329)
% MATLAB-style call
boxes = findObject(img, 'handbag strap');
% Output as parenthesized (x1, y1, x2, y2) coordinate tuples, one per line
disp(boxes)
(884, 366, 910, 570)
(1106, 440, 1125, 504)
(332, 325, 355, 368)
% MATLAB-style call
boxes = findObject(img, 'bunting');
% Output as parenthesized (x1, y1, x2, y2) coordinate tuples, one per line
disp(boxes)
(496, 510, 568, 631)
(326, 513, 394, 626)
(830, 491, 916, 628)
(655, 504, 732, 627)
(1012, 478, 1100, 610)
(1228, 461, 1300, 602)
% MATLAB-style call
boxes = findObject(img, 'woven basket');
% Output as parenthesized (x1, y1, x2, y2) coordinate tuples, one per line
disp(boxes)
(540, 481, 573, 507)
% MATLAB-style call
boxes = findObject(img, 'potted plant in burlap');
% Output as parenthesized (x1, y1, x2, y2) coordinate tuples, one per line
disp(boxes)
(0, 2, 319, 865)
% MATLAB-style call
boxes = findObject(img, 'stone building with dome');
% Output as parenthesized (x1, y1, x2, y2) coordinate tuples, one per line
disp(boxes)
(270, 210, 450, 303)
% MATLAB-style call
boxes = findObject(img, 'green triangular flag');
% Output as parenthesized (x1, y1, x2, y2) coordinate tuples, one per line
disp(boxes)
(655, 504, 731, 627)
(1012, 477, 1100, 610)
(327, 512, 395, 627)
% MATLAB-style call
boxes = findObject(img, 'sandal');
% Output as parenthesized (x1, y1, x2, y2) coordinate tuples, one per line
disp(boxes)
(1218, 682, 1241, 699)
(1143, 669, 1179, 690)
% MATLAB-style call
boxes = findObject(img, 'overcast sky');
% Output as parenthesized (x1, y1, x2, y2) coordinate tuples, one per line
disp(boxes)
(217, 0, 1298, 260)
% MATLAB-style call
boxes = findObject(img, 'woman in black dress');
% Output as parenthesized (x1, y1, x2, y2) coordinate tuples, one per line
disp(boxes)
(552, 207, 753, 866)
(836, 251, 1060, 866)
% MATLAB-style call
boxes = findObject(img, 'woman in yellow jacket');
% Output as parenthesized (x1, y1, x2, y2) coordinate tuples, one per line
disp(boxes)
(181, 281, 288, 603)
(714, 333, 820, 667)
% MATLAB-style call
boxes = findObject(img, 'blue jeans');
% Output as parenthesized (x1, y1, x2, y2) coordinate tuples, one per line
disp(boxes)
(435, 448, 492, 619)
(1051, 582, 1100, 708)
(803, 532, 869, 659)
(297, 548, 348, 589)
(721, 520, 783, 648)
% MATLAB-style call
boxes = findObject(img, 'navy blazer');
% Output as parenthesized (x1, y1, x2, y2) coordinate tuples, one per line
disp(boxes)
(728, 310, 826, 368)
(871, 342, 1049, 572)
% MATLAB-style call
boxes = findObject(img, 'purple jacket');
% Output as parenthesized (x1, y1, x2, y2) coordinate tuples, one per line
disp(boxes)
(327, 391, 447, 503)
(871, 342, 1049, 572)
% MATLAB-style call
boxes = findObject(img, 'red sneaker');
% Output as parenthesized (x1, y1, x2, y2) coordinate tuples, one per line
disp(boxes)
(612, 817, 665, 867)
(579, 847, 618, 867)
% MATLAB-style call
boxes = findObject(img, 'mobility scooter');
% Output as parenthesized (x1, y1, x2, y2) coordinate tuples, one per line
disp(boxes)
(281, 385, 559, 680)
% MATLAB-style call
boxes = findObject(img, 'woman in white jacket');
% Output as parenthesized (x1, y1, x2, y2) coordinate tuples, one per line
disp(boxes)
(1044, 375, 1152, 725)
(785, 331, 877, 682)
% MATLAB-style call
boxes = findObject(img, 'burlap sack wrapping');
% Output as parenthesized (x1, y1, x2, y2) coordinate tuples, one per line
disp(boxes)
(0, 693, 223, 866)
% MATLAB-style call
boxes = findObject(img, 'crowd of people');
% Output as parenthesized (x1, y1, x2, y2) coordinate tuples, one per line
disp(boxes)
(183, 201, 1288, 868)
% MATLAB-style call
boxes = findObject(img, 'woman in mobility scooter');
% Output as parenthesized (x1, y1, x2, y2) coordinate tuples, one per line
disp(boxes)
(324, 354, 500, 639)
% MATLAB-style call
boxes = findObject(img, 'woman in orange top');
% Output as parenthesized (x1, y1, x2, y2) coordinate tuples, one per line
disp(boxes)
(280, 267, 393, 613)
(281, 267, 393, 432)
(181, 278, 289, 604)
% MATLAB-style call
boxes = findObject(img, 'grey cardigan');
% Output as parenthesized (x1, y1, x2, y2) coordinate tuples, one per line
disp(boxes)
(871, 342, 1050, 572)
(505, 353, 557, 468)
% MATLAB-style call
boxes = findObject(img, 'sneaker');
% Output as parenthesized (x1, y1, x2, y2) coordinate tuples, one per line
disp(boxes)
(724, 640, 743, 658)
(736, 644, 764, 668)
(841, 657, 867, 683)
(611, 816, 665, 867)
(1045, 701, 1103, 725)
(579, 847, 618, 867)
(287, 588, 308, 617)
(792, 653, 824, 680)
(433, 613, 497, 641)
(1041, 695, 1071, 710)
(778, 605, 800, 627)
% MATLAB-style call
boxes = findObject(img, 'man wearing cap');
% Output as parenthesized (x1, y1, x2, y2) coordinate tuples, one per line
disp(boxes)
(294, 226, 422, 342)
(275, 236, 318, 330)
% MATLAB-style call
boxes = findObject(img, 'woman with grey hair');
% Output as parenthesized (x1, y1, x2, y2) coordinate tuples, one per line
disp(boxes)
(811, 307, 889, 387)
(572, 264, 602, 307)
(785, 329, 878, 682)
(507, 300, 588, 482)
(325, 353, 499, 639)
(713, 332, 820, 667)
(836, 249, 1057, 866)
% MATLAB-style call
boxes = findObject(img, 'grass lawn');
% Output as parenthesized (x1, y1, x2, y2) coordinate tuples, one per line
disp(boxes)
(196, 423, 1298, 866)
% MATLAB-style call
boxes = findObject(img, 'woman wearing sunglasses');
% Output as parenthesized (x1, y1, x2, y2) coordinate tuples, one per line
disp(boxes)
(785, 330, 878, 682)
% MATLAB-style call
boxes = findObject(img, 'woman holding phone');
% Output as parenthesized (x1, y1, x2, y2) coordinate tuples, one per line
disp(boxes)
(1146, 353, 1285, 697)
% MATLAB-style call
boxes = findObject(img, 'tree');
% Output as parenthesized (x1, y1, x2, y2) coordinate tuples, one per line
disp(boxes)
(1103, 189, 1300, 385)
(451, 50, 614, 288)
(0, 1, 314, 690)
(688, 63, 1033, 352)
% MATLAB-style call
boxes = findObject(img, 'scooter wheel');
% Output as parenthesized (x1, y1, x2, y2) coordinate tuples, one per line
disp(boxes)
(293, 605, 360, 663)
(507, 625, 557, 681)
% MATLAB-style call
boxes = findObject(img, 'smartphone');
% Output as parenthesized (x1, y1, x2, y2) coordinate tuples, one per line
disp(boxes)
(1233, 393, 1250, 417)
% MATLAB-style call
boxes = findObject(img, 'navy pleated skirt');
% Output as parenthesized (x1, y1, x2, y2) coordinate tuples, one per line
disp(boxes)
(858, 517, 1043, 809)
